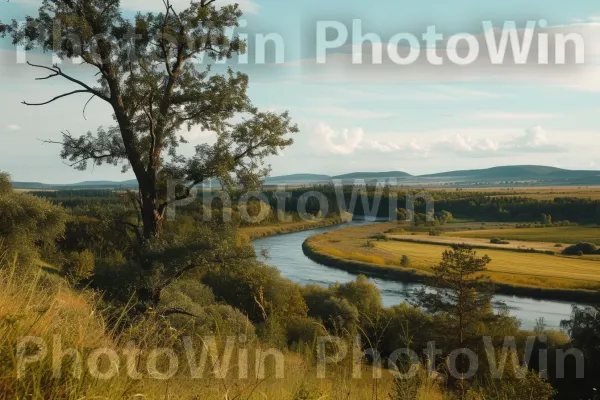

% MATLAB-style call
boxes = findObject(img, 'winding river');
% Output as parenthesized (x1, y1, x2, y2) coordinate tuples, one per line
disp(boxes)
(252, 221, 575, 331)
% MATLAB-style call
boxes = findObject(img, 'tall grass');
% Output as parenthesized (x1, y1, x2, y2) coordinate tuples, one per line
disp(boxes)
(0, 253, 406, 399)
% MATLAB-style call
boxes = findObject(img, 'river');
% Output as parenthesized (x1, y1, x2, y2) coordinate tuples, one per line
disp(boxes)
(252, 221, 575, 331)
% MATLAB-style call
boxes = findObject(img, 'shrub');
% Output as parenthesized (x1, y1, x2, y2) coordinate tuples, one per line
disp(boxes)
(428, 227, 442, 236)
(63, 249, 95, 282)
(202, 262, 308, 322)
(363, 240, 375, 248)
(554, 243, 563, 248)
(490, 238, 510, 245)
(334, 275, 382, 316)
(400, 255, 411, 267)
(301, 285, 359, 334)
(284, 316, 326, 347)
(0, 172, 67, 267)
(562, 242, 599, 256)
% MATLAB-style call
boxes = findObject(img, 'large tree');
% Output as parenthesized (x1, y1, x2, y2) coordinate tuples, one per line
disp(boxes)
(1, 0, 297, 241)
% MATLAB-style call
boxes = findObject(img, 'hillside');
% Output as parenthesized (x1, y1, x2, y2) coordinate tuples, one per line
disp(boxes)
(264, 173, 331, 182)
(12, 165, 600, 189)
(332, 171, 412, 179)
(420, 165, 600, 181)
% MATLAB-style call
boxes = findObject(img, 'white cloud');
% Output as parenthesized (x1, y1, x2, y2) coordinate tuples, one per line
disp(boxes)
(435, 135, 499, 153)
(6, 124, 22, 131)
(507, 125, 564, 152)
(120, 0, 259, 14)
(310, 124, 571, 158)
(314, 124, 364, 155)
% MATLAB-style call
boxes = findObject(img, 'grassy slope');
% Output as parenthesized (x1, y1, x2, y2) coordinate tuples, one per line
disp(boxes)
(1, 264, 405, 399)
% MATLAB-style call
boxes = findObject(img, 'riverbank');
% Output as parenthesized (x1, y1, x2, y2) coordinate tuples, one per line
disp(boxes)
(302, 222, 600, 303)
(239, 216, 347, 240)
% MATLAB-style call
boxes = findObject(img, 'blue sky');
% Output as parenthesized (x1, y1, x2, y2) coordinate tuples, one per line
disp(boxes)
(2, 0, 600, 182)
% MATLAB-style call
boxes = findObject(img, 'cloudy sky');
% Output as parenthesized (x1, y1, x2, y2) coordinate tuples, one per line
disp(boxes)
(2, 0, 600, 183)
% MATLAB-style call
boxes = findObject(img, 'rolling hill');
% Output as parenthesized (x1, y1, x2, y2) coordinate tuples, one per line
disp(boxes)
(12, 165, 600, 189)
(420, 165, 600, 181)
(332, 171, 412, 180)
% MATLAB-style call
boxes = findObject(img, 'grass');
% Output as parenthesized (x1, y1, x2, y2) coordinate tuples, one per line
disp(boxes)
(447, 226, 600, 245)
(239, 216, 346, 240)
(306, 222, 600, 293)
(0, 258, 403, 399)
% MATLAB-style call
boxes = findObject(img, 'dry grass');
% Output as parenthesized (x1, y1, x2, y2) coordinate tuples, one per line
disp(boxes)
(0, 258, 401, 399)
(447, 226, 600, 245)
(307, 222, 600, 292)
(239, 217, 345, 240)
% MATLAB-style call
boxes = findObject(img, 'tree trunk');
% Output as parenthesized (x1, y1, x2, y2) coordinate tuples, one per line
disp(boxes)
(141, 193, 162, 241)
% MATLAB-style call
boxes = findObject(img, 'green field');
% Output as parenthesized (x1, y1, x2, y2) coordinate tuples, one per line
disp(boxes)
(447, 226, 600, 244)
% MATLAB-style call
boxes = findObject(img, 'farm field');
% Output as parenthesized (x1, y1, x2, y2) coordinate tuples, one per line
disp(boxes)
(386, 233, 564, 252)
(446, 226, 600, 245)
(306, 221, 600, 292)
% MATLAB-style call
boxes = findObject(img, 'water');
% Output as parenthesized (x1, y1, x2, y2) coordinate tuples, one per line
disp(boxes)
(252, 221, 575, 331)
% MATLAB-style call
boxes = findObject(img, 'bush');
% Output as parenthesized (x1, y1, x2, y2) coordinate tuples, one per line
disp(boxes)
(202, 262, 308, 322)
(400, 255, 411, 267)
(284, 316, 326, 347)
(63, 249, 95, 282)
(333, 275, 382, 316)
(562, 242, 599, 256)
(554, 243, 563, 248)
(490, 238, 510, 245)
(371, 233, 388, 241)
(428, 227, 442, 236)
(363, 240, 375, 248)
(301, 285, 359, 334)
(0, 172, 67, 267)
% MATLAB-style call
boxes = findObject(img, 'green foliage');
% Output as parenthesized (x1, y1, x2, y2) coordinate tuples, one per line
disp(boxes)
(2, 0, 297, 242)
(400, 255, 411, 267)
(412, 245, 494, 349)
(562, 242, 599, 255)
(467, 371, 554, 400)
(63, 249, 95, 282)
(363, 240, 376, 248)
(202, 261, 308, 322)
(333, 275, 382, 317)
(489, 238, 510, 245)
(0, 172, 67, 266)
(284, 316, 326, 347)
(301, 285, 360, 334)
(428, 227, 443, 236)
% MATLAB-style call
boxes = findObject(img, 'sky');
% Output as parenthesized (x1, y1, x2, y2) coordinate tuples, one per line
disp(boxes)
(2, 0, 600, 183)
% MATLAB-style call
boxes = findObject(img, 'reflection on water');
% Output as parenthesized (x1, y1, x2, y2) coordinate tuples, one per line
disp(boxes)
(252, 221, 575, 331)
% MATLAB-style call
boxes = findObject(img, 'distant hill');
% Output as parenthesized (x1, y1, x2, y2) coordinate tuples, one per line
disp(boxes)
(264, 174, 331, 182)
(332, 171, 412, 180)
(420, 165, 600, 181)
(71, 180, 138, 187)
(12, 165, 600, 189)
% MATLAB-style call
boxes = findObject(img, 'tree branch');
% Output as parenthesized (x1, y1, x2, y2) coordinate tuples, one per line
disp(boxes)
(22, 89, 90, 106)
(160, 307, 199, 318)
(25, 62, 110, 103)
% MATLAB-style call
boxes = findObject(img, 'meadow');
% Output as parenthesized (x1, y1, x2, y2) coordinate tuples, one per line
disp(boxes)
(446, 225, 600, 245)
(305, 222, 600, 293)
